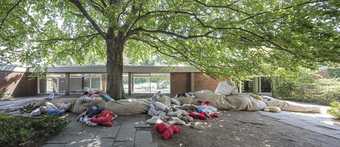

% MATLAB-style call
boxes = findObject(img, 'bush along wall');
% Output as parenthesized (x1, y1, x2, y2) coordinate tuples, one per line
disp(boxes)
(0, 114, 68, 147)
(274, 79, 340, 105)
(328, 101, 340, 119)
(272, 68, 340, 105)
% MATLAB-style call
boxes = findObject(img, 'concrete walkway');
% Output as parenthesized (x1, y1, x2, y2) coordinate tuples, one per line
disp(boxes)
(43, 114, 157, 147)
(260, 103, 340, 139)
(0, 96, 48, 113)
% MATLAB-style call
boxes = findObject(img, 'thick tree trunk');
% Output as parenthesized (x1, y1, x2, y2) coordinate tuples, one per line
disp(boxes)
(106, 32, 125, 99)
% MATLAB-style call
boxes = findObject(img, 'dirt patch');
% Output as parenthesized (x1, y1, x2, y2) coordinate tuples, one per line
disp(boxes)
(153, 111, 340, 147)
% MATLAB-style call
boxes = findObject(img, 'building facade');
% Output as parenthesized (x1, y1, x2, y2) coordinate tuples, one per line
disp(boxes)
(0, 65, 273, 98)
(0, 65, 220, 97)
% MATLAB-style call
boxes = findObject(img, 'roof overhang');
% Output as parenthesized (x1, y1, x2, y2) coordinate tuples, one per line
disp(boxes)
(0, 64, 28, 72)
(46, 65, 200, 73)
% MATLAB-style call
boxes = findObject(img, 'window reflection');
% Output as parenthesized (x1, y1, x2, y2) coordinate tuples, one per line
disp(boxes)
(133, 73, 170, 93)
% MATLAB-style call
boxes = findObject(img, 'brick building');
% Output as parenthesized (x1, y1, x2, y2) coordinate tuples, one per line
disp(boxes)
(0, 65, 220, 98)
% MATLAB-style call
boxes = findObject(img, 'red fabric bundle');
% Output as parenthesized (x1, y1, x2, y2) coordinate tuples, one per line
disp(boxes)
(197, 100, 210, 105)
(203, 101, 210, 105)
(154, 123, 181, 140)
(90, 110, 114, 127)
(209, 112, 219, 118)
(189, 112, 198, 118)
(169, 125, 181, 134)
(154, 123, 168, 134)
(198, 112, 207, 120)
(161, 127, 174, 140)
(189, 112, 207, 120)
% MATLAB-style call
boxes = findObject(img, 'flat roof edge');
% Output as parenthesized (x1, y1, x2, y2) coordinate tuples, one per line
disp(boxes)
(46, 65, 200, 73)
(0, 65, 27, 72)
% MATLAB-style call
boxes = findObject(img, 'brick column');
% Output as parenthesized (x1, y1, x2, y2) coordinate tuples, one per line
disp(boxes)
(128, 72, 132, 95)
(65, 73, 70, 95)
(190, 72, 195, 92)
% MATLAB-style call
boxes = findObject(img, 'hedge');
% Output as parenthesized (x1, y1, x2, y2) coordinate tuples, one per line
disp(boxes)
(0, 114, 68, 147)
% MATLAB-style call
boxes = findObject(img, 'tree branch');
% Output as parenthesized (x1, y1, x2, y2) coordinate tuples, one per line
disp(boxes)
(0, 0, 22, 30)
(239, 0, 324, 22)
(132, 35, 205, 72)
(127, 10, 197, 36)
(89, 0, 106, 14)
(192, 0, 250, 15)
(143, 34, 208, 72)
(100, 0, 107, 7)
(126, 3, 312, 60)
(69, 0, 106, 38)
(117, 0, 132, 25)
(33, 33, 99, 43)
(135, 28, 216, 39)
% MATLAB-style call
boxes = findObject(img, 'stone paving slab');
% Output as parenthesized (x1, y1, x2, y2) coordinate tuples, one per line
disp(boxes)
(135, 131, 157, 147)
(112, 141, 134, 147)
(259, 111, 340, 139)
(43, 114, 157, 147)
(115, 123, 136, 141)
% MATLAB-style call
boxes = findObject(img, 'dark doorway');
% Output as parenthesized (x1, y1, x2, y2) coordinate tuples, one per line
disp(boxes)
(242, 80, 253, 93)
(261, 77, 272, 92)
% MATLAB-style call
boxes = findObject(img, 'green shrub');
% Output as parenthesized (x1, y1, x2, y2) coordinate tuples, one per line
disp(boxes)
(328, 101, 340, 119)
(0, 89, 5, 98)
(0, 114, 68, 147)
(273, 68, 340, 105)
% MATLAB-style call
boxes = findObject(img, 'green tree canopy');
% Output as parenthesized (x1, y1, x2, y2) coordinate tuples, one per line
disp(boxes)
(0, 0, 339, 98)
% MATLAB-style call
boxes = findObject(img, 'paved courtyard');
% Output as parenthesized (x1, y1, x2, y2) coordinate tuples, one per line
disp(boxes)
(260, 107, 340, 139)
(43, 114, 157, 147)
(2, 97, 340, 147)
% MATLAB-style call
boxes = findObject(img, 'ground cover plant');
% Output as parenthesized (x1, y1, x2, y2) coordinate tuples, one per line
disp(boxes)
(0, 113, 68, 147)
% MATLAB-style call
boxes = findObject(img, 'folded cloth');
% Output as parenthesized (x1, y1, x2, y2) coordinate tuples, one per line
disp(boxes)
(196, 105, 218, 113)
(99, 94, 114, 102)
(154, 123, 181, 140)
(90, 110, 117, 127)
(47, 108, 65, 116)
(79, 115, 97, 126)
(86, 105, 103, 118)
(189, 112, 207, 120)
(30, 108, 42, 117)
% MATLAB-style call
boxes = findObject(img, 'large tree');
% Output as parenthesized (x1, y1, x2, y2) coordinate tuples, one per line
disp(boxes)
(0, 0, 339, 98)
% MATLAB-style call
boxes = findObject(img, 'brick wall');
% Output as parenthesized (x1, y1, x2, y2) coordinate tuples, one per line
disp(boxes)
(170, 73, 191, 97)
(170, 72, 220, 96)
(193, 73, 219, 91)
(0, 70, 219, 98)
(0, 71, 37, 97)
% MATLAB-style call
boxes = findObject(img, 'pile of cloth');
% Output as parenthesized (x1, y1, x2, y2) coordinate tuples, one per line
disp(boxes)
(200, 80, 320, 113)
(146, 92, 221, 140)
(147, 80, 321, 139)
(72, 91, 148, 115)
(77, 104, 117, 127)
(30, 101, 72, 117)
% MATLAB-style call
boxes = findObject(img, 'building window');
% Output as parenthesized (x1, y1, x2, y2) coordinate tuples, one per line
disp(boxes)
(46, 74, 65, 94)
(133, 74, 151, 93)
(123, 74, 129, 93)
(132, 73, 170, 94)
(151, 73, 170, 93)
(69, 74, 82, 93)
(84, 74, 103, 91)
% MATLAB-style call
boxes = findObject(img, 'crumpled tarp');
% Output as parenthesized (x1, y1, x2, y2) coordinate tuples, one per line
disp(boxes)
(72, 96, 105, 114)
(104, 98, 149, 115)
(215, 80, 239, 95)
(30, 101, 71, 117)
(193, 90, 265, 111)
(262, 96, 320, 113)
